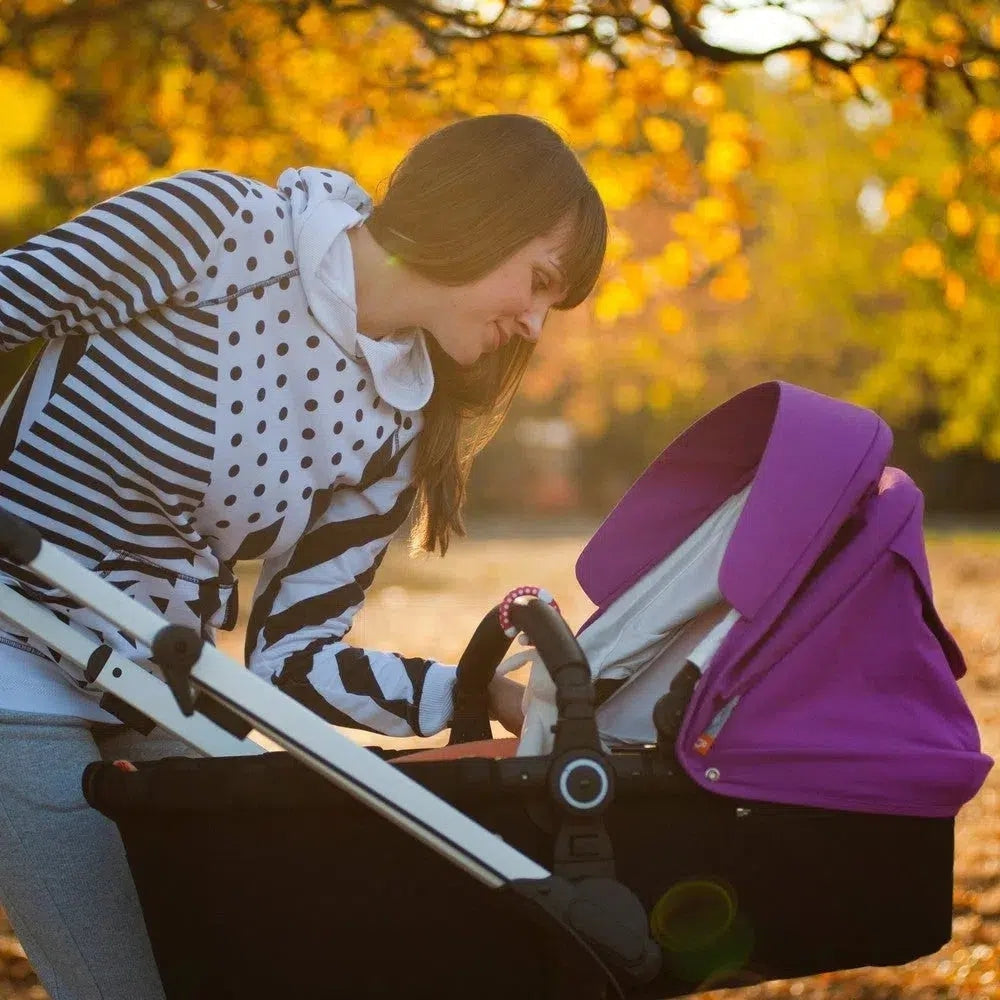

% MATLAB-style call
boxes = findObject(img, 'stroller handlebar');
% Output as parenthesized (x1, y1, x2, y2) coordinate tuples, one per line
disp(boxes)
(449, 594, 598, 751)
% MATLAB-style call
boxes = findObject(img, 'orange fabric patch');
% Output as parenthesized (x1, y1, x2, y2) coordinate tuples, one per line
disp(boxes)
(394, 738, 519, 763)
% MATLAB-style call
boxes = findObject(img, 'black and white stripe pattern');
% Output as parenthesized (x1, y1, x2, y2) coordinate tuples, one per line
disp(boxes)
(0, 169, 453, 735)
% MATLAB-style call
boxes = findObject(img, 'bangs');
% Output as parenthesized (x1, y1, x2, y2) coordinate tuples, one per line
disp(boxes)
(554, 184, 608, 311)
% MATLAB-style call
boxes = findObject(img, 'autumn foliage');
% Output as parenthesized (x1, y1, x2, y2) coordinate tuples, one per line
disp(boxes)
(0, 0, 998, 453)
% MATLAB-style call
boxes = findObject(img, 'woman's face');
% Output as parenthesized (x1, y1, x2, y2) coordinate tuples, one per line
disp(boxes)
(422, 224, 570, 367)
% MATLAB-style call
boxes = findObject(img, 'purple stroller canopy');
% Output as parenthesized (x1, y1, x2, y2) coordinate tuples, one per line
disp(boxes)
(577, 382, 992, 817)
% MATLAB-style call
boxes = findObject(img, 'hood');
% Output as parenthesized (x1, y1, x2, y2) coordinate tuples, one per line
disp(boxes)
(279, 167, 434, 412)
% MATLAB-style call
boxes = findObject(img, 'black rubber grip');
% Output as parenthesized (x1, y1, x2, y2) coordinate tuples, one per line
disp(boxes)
(0, 507, 42, 565)
(448, 604, 511, 745)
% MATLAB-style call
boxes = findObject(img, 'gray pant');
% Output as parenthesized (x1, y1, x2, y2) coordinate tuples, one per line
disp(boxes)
(0, 709, 199, 1000)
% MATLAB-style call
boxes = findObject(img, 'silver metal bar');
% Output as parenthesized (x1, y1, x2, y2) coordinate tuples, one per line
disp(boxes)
(4, 538, 549, 887)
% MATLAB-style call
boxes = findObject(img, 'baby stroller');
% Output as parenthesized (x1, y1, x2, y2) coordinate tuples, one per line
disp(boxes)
(0, 381, 991, 1000)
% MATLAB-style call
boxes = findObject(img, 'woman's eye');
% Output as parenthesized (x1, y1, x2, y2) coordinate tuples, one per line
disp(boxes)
(532, 269, 550, 293)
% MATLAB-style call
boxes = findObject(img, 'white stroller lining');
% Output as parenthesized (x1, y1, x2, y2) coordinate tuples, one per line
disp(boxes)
(514, 486, 750, 756)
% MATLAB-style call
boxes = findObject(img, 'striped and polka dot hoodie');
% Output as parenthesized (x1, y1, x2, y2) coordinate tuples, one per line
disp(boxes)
(0, 167, 456, 736)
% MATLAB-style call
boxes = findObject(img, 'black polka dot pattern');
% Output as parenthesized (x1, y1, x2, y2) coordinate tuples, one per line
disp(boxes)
(208, 177, 426, 580)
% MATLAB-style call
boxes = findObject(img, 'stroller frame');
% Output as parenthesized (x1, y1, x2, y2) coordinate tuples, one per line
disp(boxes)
(0, 507, 661, 996)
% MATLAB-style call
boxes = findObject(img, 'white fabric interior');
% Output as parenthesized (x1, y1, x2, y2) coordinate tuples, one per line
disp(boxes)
(513, 484, 751, 756)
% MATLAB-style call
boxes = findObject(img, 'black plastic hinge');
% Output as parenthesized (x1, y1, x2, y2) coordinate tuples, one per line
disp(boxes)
(0, 508, 42, 565)
(98, 692, 157, 735)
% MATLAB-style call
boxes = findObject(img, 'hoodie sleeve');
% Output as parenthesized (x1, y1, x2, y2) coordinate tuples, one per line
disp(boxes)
(244, 440, 456, 737)
(0, 170, 247, 352)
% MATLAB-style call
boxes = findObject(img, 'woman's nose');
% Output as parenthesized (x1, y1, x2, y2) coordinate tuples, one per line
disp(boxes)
(516, 306, 546, 343)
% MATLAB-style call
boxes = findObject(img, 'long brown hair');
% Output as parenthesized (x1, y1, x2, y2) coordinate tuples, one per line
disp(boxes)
(366, 115, 607, 554)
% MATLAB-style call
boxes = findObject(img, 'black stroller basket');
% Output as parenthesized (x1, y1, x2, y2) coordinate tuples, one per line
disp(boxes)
(0, 510, 955, 999)
(83, 734, 955, 1000)
(83, 635, 955, 1000)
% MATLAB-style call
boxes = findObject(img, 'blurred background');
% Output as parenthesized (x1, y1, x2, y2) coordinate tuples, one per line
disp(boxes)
(1, 2, 999, 998)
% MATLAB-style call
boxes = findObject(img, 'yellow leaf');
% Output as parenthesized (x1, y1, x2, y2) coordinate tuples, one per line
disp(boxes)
(943, 272, 966, 311)
(658, 305, 685, 334)
(0, 69, 53, 152)
(594, 112, 625, 147)
(898, 62, 927, 95)
(946, 200, 975, 237)
(708, 257, 750, 303)
(901, 240, 945, 279)
(884, 176, 919, 218)
(851, 64, 877, 89)
(709, 111, 749, 141)
(670, 212, 699, 239)
(937, 165, 962, 200)
(585, 150, 652, 210)
(967, 108, 1000, 148)
(657, 242, 691, 288)
(704, 227, 741, 264)
(661, 66, 691, 100)
(620, 260, 649, 298)
(704, 138, 750, 184)
(967, 59, 999, 81)
(642, 117, 684, 154)
(593, 278, 643, 323)
(931, 13, 965, 42)
(693, 196, 735, 226)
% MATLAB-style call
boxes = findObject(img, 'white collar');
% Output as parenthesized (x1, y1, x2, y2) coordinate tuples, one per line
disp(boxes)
(293, 194, 435, 412)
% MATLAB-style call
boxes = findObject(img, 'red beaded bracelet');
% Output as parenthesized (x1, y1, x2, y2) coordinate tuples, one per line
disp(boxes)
(498, 586, 559, 639)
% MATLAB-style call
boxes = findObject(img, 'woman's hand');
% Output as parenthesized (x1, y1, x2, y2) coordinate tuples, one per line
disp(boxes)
(487, 675, 526, 737)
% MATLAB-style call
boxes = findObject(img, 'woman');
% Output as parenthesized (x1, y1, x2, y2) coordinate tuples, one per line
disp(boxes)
(0, 113, 607, 998)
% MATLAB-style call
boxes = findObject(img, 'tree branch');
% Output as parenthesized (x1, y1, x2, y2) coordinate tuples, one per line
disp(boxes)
(0, 0, 994, 108)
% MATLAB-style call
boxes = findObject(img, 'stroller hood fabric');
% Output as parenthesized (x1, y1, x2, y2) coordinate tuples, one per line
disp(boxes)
(576, 382, 992, 818)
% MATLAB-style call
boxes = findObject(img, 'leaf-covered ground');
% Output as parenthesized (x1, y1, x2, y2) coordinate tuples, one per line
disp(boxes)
(0, 529, 997, 999)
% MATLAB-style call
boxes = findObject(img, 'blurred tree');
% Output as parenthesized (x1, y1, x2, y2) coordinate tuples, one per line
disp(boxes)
(0, 0, 997, 449)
